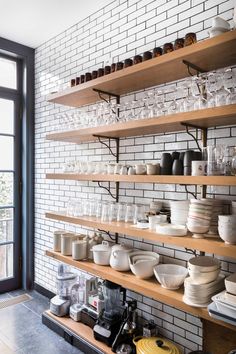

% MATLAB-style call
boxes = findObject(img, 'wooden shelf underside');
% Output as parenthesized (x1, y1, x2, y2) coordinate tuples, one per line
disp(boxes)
(46, 104, 236, 143)
(44, 310, 112, 354)
(45, 211, 236, 259)
(45, 250, 236, 331)
(46, 173, 236, 186)
(47, 30, 236, 108)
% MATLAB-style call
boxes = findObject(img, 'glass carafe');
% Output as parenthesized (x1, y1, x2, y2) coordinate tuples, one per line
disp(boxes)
(103, 280, 126, 318)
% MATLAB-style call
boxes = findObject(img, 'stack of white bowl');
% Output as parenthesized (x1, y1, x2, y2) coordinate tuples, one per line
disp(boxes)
(218, 215, 236, 244)
(183, 256, 224, 307)
(202, 198, 224, 238)
(232, 201, 236, 215)
(170, 200, 189, 225)
(187, 199, 212, 238)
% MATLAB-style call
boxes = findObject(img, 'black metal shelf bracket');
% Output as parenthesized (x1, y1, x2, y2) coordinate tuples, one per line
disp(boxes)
(98, 229, 116, 242)
(93, 88, 120, 120)
(93, 135, 120, 160)
(185, 248, 197, 257)
(184, 185, 197, 199)
(181, 122, 207, 152)
(182, 59, 205, 76)
(97, 181, 116, 200)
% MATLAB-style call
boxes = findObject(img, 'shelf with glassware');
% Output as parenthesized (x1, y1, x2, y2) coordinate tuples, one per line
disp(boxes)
(47, 30, 236, 108)
(45, 249, 236, 331)
(45, 211, 236, 259)
(46, 103, 236, 144)
(46, 173, 236, 186)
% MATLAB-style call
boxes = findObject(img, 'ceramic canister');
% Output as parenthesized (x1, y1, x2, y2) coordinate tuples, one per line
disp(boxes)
(72, 240, 87, 260)
(61, 233, 77, 256)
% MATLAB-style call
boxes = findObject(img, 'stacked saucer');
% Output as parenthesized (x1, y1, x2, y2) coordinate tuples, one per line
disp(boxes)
(183, 256, 224, 307)
(170, 200, 189, 225)
(202, 198, 224, 238)
(187, 199, 212, 238)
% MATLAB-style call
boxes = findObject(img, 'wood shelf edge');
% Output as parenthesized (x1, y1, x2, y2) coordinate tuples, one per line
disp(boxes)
(45, 250, 236, 332)
(45, 212, 236, 259)
(44, 310, 113, 354)
(45, 173, 236, 186)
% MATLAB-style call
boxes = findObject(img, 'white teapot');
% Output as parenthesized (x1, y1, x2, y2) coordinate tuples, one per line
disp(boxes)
(110, 243, 133, 271)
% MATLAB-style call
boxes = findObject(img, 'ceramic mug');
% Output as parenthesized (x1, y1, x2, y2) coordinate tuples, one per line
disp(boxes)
(146, 163, 160, 175)
(53, 230, 66, 252)
(128, 166, 136, 175)
(135, 164, 146, 175)
(191, 160, 207, 176)
(72, 240, 87, 260)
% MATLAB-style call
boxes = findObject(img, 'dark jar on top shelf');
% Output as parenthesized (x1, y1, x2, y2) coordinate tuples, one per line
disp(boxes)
(80, 74, 85, 83)
(85, 72, 92, 82)
(91, 70, 98, 80)
(174, 38, 184, 50)
(75, 77, 80, 85)
(143, 51, 152, 61)
(104, 66, 111, 75)
(153, 47, 163, 57)
(163, 43, 174, 54)
(116, 62, 124, 70)
(97, 68, 104, 77)
(70, 78, 76, 87)
(124, 58, 133, 68)
(184, 32, 197, 46)
(111, 63, 116, 72)
(133, 55, 142, 64)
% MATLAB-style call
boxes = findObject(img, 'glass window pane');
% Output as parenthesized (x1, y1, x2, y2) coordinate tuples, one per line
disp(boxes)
(0, 58, 16, 89)
(0, 99, 14, 134)
(0, 136, 13, 170)
(0, 209, 13, 242)
(0, 173, 13, 206)
(0, 244, 13, 280)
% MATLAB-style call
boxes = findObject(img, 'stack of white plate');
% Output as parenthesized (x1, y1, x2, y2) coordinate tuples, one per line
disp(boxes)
(183, 274, 225, 307)
(170, 200, 189, 225)
(183, 256, 224, 307)
(187, 199, 212, 238)
(232, 201, 236, 215)
(202, 198, 224, 238)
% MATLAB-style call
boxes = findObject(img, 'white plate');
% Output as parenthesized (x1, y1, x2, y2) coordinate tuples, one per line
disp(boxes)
(183, 295, 210, 308)
(156, 224, 187, 236)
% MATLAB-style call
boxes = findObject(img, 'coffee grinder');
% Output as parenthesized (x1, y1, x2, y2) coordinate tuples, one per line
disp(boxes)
(93, 280, 126, 346)
(50, 264, 77, 317)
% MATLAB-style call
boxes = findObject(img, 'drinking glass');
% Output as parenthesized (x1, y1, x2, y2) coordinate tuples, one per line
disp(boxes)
(108, 202, 118, 222)
(133, 204, 147, 224)
(101, 202, 110, 222)
(125, 204, 135, 223)
(117, 203, 126, 222)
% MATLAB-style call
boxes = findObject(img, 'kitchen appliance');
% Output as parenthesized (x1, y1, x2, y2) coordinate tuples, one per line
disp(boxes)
(93, 280, 126, 347)
(50, 264, 77, 317)
(133, 336, 182, 354)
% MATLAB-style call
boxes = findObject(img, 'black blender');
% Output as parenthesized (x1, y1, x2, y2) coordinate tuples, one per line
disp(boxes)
(93, 280, 126, 346)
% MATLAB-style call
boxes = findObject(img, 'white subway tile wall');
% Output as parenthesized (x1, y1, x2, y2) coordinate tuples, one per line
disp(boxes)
(35, 0, 236, 352)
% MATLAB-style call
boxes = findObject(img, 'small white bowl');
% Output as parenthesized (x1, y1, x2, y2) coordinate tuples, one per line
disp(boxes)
(225, 273, 236, 295)
(187, 223, 209, 235)
(218, 215, 236, 223)
(130, 256, 159, 279)
(154, 264, 188, 290)
(218, 227, 236, 244)
(188, 256, 220, 272)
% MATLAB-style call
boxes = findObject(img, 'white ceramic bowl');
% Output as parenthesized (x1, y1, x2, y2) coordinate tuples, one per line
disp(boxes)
(188, 256, 220, 272)
(225, 273, 236, 295)
(130, 257, 159, 279)
(153, 264, 188, 290)
(187, 223, 209, 235)
(188, 268, 220, 285)
(218, 227, 236, 244)
(218, 215, 236, 223)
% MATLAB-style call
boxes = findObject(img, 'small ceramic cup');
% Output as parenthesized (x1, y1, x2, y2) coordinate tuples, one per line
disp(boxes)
(72, 240, 87, 260)
(135, 164, 147, 175)
(191, 160, 207, 176)
(146, 163, 160, 175)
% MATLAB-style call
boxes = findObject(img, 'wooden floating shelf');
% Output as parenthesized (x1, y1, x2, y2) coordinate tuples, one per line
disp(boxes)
(47, 30, 236, 108)
(44, 310, 112, 354)
(46, 104, 236, 143)
(45, 250, 236, 331)
(46, 173, 236, 186)
(45, 211, 236, 259)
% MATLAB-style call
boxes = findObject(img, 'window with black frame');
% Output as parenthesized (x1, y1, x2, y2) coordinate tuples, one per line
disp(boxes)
(0, 55, 22, 292)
